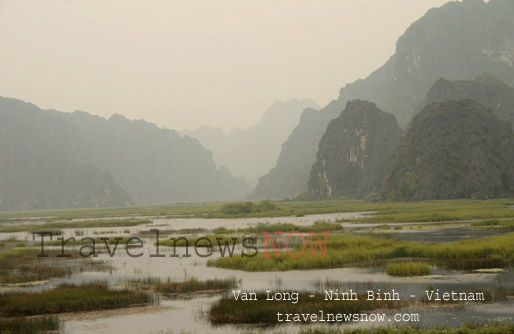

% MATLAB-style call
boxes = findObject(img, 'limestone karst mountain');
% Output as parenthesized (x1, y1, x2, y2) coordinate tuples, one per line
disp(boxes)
(251, 0, 514, 200)
(308, 100, 402, 200)
(381, 100, 514, 201)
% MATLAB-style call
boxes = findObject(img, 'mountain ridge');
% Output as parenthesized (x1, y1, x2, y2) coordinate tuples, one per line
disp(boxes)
(183, 99, 319, 187)
(0, 96, 250, 211)
(250, 0, 514, 200)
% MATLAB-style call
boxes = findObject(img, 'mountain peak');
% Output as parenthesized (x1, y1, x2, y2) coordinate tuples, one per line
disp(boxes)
(308, 100, 402, 200)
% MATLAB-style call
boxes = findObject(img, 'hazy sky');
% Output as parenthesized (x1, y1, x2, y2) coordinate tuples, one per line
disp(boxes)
(0, 0, 451, 132)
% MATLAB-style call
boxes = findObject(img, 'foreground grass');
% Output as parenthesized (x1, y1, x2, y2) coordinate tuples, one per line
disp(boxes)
(0, 248, 71, 284)
(386, 261, 430, 276)
(0, 247, 112, 284)
(210, 291, 405, 324)
(0, 281, 153, 316)
(127, 276, 238, 294)
(0, 219, 152, 233)
(0, 316, 60, 334)
(209, 232, 514, 271)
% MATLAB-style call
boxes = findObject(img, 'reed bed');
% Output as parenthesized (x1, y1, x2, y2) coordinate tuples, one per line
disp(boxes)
(210, 221, 343, 235)
(0, 281, 153, 316)
(472, 219, 514, 231)
(127, 276, 238, 294)
(0, 316, 60, 334)
(209, 232, 514, 271)
(0, 248, 71, 284)
(385, 261, 430, 276)
(209, 291, 406, 324)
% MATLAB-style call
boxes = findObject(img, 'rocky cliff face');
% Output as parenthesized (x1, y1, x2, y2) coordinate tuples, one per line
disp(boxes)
(308, 100, 402, 200)
(339, 0, 514, 127)
(381, 99, 514, 201)
(251, 0, 514, 200)
(248, 102, 341, 200)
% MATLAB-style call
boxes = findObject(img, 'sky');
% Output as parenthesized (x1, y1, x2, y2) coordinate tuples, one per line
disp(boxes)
(0, 0, 452, 132)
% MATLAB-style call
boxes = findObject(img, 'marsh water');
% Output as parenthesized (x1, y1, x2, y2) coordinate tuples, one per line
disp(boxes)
(1, 212, 513, 333)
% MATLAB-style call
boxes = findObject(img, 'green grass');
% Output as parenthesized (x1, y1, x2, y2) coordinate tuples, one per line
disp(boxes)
(377, 224, 392, 230)
(127, 276, 238, 294)
(243, 221, 343, 233)
(472, 219, 514, 231)
(211, 221, 343, 235)
(0, 237, 27, 249)
(0, 247, 112, 284)
(209, 291, 405, 324)
(220, 200, 278, 215)
(0, 248, 71, 284)
(0, 316, 60, 334)
(155, 222, 342, 250)
(154, 221, 343, 250)
(385, 261, 430, 276)
(350, 199, 514, 223)
(0, 219, 152, 233)
(209, 232, 514, 271)
(0, 281, 153, 316)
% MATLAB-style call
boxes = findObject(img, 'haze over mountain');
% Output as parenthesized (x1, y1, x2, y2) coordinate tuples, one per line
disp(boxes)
(306, 74, 514, 202)
(0, 97, 250, 211)
(426, 74, 514, 125)
(308, 100, 402, 201)
(183, 99, 318, 187)
(381, 99, 514, 200)
(0, 98, 133, 211)
(251, 0, 514, 200)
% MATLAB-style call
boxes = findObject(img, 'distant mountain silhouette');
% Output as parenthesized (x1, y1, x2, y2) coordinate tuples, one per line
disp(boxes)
(0, 97, 250, 211)
(183, 99, 318, 187)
